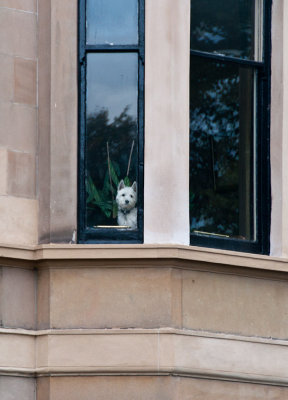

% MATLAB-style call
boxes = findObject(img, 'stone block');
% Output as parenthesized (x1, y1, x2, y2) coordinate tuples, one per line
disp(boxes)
(49, 0, 77, 243)
(1, 267, 36, 329)
(0, 333, 34, 369)
(42, 376, 288, 400)
(177, 377, 288, 400)
(0, 54, 13, 102)
(0, 377, 35, 400)
(37, 269, 51, 329)
(0, 195, 38, 245)
(159, 332, 288, 382)
(0, 8, 36, 59)
(7, 150, 36, 198)
(14, 58, 37, 105)
(36, 377, 50, 400)
(0, 147, 8, 195)
(0, 103, 37, 153)
(49, 376, 174, 400)
(182, 269, 288, 338)
(0, 0, 36, 12)
(36, 336, 48, 370)
(37, 0, 52, 244)
(50, 267, 175, 329)
(42, 333, 158, 372)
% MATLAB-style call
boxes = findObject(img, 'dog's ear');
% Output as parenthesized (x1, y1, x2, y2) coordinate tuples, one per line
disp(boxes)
(118, 180, 125, 190)
(132, 181, 137, 193)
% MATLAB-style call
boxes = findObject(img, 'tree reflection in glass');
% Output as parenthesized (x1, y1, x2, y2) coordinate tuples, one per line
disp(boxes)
(190, 56, 255, 240)
(190, 0, 258, 60)
(85, 53, 138, 228)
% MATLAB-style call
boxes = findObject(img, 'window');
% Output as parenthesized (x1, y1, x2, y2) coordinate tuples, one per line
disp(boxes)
(189, 0, 271, 253)
(78, 0, 144, 243)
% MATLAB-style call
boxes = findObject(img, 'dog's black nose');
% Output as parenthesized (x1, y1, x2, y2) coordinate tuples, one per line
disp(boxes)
(125, 200, 129, 204)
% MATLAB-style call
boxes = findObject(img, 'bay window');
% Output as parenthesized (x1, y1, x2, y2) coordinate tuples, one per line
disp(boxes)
(189, 0, 271, 253)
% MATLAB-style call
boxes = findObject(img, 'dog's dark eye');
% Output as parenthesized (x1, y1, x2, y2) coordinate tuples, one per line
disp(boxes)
(130, 195, 133, 198)
(122, 194, 125, 197)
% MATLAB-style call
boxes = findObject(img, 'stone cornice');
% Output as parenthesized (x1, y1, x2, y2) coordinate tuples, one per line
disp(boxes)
(1, 244, 288, 276)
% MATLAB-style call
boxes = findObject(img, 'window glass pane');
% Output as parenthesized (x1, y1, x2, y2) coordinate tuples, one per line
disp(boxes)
(190, 0, 260, 60)
(86, 0, 138, 45)
(86, 53, 138, 229)
(190, 56, 255, 240)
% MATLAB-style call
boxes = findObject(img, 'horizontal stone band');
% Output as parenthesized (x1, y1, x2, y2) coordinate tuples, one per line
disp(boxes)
(1, 328, 288, 386)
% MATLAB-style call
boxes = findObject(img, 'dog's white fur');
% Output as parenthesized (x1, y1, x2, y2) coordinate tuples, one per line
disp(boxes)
(116, 180, 137, 229)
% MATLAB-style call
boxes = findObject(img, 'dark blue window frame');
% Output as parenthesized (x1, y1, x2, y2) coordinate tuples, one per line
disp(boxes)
(78, 0, 145, 243)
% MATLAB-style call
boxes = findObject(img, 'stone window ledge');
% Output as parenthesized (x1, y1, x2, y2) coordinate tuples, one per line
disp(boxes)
(0, 243, 288, 274)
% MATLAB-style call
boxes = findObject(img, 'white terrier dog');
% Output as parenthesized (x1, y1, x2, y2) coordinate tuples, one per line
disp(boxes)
(116, 180, 137, 229)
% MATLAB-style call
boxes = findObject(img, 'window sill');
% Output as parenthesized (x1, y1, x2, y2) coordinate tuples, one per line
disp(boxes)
(0, 243, 288, 274)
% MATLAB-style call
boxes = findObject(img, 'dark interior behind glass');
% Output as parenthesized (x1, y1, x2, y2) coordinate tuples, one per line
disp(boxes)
(190, 57, 255, 240)
(189, 0, 265, 247)
(190, 0, 256, 60)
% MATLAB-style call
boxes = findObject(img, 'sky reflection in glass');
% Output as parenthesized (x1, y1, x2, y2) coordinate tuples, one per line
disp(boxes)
(87, 0, 138, 45)
(86, 53, 138, 122)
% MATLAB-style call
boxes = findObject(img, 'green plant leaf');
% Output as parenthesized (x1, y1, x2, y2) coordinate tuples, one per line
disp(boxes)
(124, 176, 131, 186)
(102, 171, 111, 196)
(91, 183, 103, 205)
(111, 160, 121, 175)
(103, 209, 111, 218)
(86, 157, 122, 220)
(109, 161, 120, 187)
(86, 176, 100, 204)
(86, 178, 94, 203)
(112, 201, 118, 219)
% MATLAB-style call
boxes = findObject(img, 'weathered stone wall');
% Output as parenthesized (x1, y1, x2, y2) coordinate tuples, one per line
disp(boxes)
(1, 0, 288, 399)
(1, 246, 288, 399)
(0, 1, 38, 245)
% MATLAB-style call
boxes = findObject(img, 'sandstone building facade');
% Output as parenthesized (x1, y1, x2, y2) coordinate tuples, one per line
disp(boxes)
(1, 0, 288, 399)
